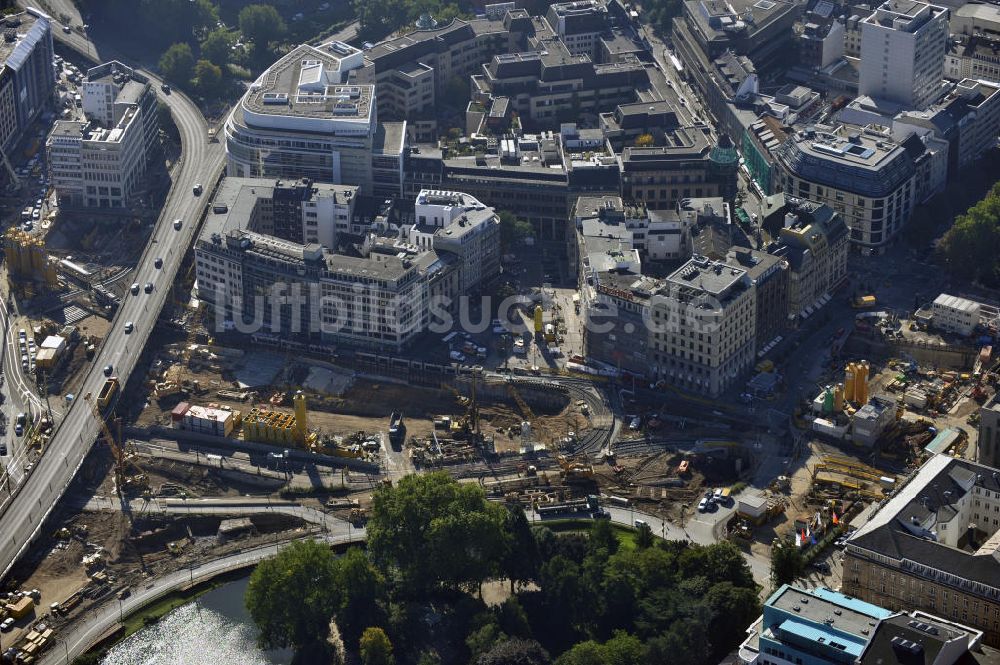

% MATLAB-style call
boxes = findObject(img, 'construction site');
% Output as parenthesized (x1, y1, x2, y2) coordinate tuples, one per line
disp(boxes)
(2, 277, 997, 660)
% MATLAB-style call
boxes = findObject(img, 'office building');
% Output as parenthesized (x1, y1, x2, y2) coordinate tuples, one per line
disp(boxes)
(945, 36, 1000, 84)
(224, 40, 405, 196)
(950, 3, 1000, 37)
(573, 195, 694, 263)
(743, 117, 789, 196)
(406, 189, 500, 294)
(772, 125, 918, 251)
(580, 238, 651, 377)
(858, 0, 949, 110)
(672, 0, 798, 115)
(725, 247, 788, 352)
(894, 80, 1000, 178)
(945, 5, 1000, 81)
(195, 180, 502, 352)
(739, 583, 1000, 665)
(858, 611, 997, 665)
(0, 9, 54, 157)
(843, 454, 1000, 648)
(649, 255, 756, 397)
(619, 126, 724, 211)
(404, 131, 579, 242)
(767, 200, 849, 320)
(672, 0, 798, 69)
(48, 61, 159, 209)
(599, 100, 682, 151)
(544, 0, 608, 59)
(738, 584, 894, 665)
(931, 293, 981, 336)
(473, 42, 648, 126)
(844, 14, 864, 57)
(978, 393, 1000, 469)
(352, 12, 521, 121)
(797, 18, 845, 69)
(199, 177, 358, 252)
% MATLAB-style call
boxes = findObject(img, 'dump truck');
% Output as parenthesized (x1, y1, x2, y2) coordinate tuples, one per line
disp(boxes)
(96, 377, 119, 410)
(388, 412, 404, 444)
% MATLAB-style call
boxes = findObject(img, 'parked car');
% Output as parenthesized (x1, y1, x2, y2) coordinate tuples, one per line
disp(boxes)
(697, 497, 709, 512)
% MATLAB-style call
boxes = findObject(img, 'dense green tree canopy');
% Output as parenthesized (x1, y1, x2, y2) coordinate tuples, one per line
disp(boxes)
(245, 540, 340, 650)
(367, 472, 511, 591)
(239, 4, 287, 46)
(194, 59, 223, 95)
(200, 28, 233, 66)
(941, 180, 1000, 285)
(360, 627, 396, 665)
(770, 541, 805, 589)
(159, 43, 195, 84)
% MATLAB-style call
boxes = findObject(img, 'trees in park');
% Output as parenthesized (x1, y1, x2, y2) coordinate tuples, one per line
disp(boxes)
(367, 471, 511, 592)
(159, 43, 195, 84)
(239, 4, 287, 48)
(245, 540, 340, 652)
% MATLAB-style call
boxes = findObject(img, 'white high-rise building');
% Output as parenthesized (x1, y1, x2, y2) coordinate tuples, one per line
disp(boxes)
(47, 62, 158, 209)
(859, 0, 948, 110)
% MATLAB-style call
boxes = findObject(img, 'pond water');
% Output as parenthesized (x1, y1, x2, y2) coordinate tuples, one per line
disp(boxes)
(101, 576, 292, 665)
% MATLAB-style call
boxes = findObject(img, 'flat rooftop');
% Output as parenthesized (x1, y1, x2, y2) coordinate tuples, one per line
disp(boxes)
(365, 15, 509, 64)
(244, 42, 372, 120)
(201, 177, 359, 239)
(686, 0, 796, 42)
(0, 9, 48, 67)
(667, 255, 747, 297)
(768, 584, 892, 651)
(864, 0, 946, 31)
(372, 122, 406, 156)
(933, 293, 980, 313)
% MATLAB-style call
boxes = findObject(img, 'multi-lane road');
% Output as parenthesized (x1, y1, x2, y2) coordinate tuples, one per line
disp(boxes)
(0, 7, 227, 580)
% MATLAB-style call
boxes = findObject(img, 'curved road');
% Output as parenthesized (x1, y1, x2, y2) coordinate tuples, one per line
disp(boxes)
(0, 6, 227, 581)
(40, 529, 363, 665)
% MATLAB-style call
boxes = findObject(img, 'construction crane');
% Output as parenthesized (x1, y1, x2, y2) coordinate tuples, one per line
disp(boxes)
(82, 391, 146, 495)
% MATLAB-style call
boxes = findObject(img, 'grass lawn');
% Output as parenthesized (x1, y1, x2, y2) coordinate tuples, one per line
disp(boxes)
(538, 519, 641, 551)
